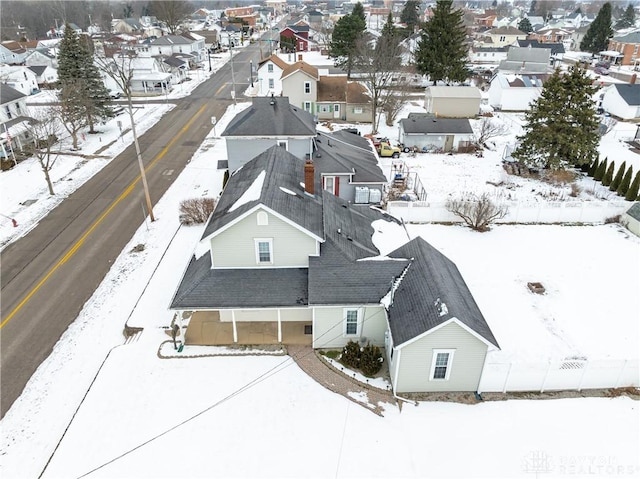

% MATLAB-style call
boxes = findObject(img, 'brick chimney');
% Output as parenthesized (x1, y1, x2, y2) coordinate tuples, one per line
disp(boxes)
(298, 53, 303, 61)
(630, 74, 637, 85)
(304, 157, 314, 195)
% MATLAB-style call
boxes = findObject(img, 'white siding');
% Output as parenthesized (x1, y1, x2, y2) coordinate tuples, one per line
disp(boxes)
(210, 209, 318, 268)
(394, 321, 488, 393)
(219, 308, 311, 322)
(313, 305, 386, 349)
(602, 88, 640, 120)
(282, 70, 317, 113)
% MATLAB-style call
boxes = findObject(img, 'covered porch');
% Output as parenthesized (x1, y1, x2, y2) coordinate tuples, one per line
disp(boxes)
(184, 310, 312, 346)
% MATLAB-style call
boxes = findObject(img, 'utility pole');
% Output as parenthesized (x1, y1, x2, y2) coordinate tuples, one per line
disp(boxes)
(127, 94, 155, 222)
(229, 45, 237, 105)
(250, 60, 253, 87)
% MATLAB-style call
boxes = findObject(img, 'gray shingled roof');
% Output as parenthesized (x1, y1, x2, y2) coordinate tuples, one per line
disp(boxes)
(150, 35, 194, 45)
(27, 65, 47, 76)
(171, 253, 308, 309)
(613, 84, 640, 106)
(387, 237, 499, 348)
(517, 39, 565, 55)
(221, 96, 316, 137)
(400, 117, 473, 135)
(626, 202, 640, 221)
(202, 145, 323, 240)
(309, 240, 409, 305)
(314, 130, 387, 184)
(505, 46, 551, 64)
(0, 84, 26, 105)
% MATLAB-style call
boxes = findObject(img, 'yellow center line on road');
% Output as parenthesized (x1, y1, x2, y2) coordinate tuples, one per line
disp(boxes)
(1, 104, 208, 329)
(214, 84, 226, 96)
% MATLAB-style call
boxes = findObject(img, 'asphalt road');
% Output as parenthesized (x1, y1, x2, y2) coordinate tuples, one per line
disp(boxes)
(0, 42, 263, 418)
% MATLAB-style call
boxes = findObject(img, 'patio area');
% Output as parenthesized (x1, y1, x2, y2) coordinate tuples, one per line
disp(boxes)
(184, 311, 312, 346)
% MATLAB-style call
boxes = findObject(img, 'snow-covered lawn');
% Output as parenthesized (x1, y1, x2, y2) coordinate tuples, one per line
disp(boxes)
(1, 100, 639, 479)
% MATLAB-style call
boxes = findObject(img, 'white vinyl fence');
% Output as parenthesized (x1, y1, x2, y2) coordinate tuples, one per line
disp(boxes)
(387, 200, 630, 224)
(478, 358, 639, 394)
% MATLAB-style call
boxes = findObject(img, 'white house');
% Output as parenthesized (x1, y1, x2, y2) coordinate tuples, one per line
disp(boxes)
(0, 65, 40, 96)
(0, 84, 32, 161)
(256, 54, 289, 96)
(27, 65, 58, 86)
(488, 73, 548, 111)
(24, 48, 58, 69)
(601, 84, 640, 120)
(621, 203, 640, 237)
(148, 34, 205, 64)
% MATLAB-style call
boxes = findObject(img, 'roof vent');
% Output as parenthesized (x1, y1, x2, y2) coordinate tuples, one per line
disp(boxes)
(337, 228, 342, 234)
(270, 93, 275, 105)
(346, 236, 353, 241)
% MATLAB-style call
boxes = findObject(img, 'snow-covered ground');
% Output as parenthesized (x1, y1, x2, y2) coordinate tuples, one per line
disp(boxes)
(1, 54, 639, 479)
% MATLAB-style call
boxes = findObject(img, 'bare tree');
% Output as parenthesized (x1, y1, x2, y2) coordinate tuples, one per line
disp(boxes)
(58, 82, 87, 150)
(353, 35, 409, 133)
(445, 192, 508, 232)
(24, 107, 64, 195)
(382, 79, 413, 127)
(473, 117, 511, 146)
(95, 51, 155, 221)
(313, 21, 334, 51)
(148, 0, 192, 34)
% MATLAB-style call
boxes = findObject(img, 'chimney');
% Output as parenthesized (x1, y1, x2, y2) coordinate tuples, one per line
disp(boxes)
(630, 74, 637, 85)
(270, 93, 275, 105)
(304, 158, 314, 195)
(298, 53, 303, 61)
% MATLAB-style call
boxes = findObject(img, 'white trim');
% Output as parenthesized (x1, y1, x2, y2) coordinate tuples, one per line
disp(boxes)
(256, 210, 269, 225)
(429, 349, 455, 381)
(392, 347, 401, 395)
(232, 310, 238, 342)
(276, 139, 288, 150)
(277, 309, 282, 342)
(304, 81, 311, 94)
(343, 307, 363, 337)
(323, 175, 336, 194)
(202, 204, 324, 244)
(254, 238, 274, 264)
(311, 307, 316, 348)
(395, 317, 497, 350)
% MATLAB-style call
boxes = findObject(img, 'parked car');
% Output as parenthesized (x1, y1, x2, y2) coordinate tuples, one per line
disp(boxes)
(594, 66, 610, 75)
(109, 105, 125, 116)
(109, 90, 122, 99)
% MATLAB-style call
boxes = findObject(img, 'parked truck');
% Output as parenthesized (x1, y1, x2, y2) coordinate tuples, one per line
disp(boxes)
(364, 134, 401, 158)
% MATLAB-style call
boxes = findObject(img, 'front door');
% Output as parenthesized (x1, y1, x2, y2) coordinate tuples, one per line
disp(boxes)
(333, 103, 340, 119)
(444, 135, 454, 152)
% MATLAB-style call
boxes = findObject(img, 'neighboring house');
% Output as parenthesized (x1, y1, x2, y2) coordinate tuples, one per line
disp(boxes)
(398, 115, 475, 152)
(316, 76, 372, 123)
(266, 0, 287, 15)
(606, 30, 640, 67)
(517, 39, 566, 62)
(224, 6, 259, 27)
(24, 48, 58, 69)
(0, 84, 33, 160)
(280, 25, 310, 52)
(112, 18, 144, 34)
(163, 56, 189, 84)
(169, 145, 499, 394)
(497, 47, 551, 74)
(424, 86, 481, 118)
(482, 26, 528, 47)
(469, 46, 509, 64)
(0, 65, 40, 95)
(148, 35, 204, 63)
(220, 24, 242, 48)
(0, 42, 28, 65)
(528, 27, 573, 51)
(621, 203, 640, 237)
(488, 73, 547, 111)
(104, 56, 172, 96)
(281, 60, 319, 115)
(26, 65, 58, 86)
(601, 84, 640, 120)
(314, 129, 387, 204)
(256, 54, 289, 96)
(221, 96, 316, 171)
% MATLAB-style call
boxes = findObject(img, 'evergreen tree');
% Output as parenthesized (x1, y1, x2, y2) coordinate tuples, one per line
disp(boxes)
(513, 67, 599, 170)
(588, 158, 599, 177)
(617, 165, 633, 196)
(594, 157, 607, 181)
(329, 4, 366, 78)
(610, 161, 626, 191)
(518, 17, 533, 33)
(616, 5, 636, 29)
(602, 161, 615, 187)
(580, 3, 613, 54)
(414, 0, 469, 84)
(351, 2, 366, 23)
(400, 0, 421, 32)
(625, 171, 640, 201)
(78, 35, 111, 133)
(529, 0, 537, 15)
(359, 343, 383, 377)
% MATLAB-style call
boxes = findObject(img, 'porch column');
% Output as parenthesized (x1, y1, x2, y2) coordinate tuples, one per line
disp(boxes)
(277, 309, 282, 343)
(231, 310, 238, 343)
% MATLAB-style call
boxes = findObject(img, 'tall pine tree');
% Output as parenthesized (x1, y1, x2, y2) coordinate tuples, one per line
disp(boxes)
(414, 0, 469, 84)
(602, 161, 615, 187)
(400, 0, 421, 32)
(514, 66, 599, 170)
(329, 4, 366, 78)
(617, 165, 633, 196)
(580, 3, 613, 54)
(594, 157, 608, 181)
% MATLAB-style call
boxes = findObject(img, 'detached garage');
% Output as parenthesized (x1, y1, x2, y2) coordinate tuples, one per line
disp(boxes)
(398, 115, 474, 152)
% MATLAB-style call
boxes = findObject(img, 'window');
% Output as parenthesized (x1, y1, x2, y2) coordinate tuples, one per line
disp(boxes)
(304, 101, 311, 112)
(353, 107, 363, 114)
(4, 106, 12, 119)
(268, 63, 274, 72)
(277, 140, 288, 150)
(323, 176, 335, 194)
(430, 349, 455, 381)
(268, 78, 274, 89)
(304, 82, 311, 94)
(344, 308, 361, 336)
(499, 35, 505, 42)
(254, 239, 273, 264)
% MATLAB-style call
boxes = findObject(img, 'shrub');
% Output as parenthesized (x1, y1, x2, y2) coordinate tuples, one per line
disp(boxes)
(602, 161, 615, 187)
(617, 165, 633, 197)
(445, 192, 508, 232)
(324, 350, 340, 359)
(179, 197, 216, 225)
(587, 158, 599, 177)
(625, 171, 640, 201)
(594, 157, 607, 182)
(610, 161, 626, 192)
(341, 340, 361, 368)
(359, 343, 383, 377)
